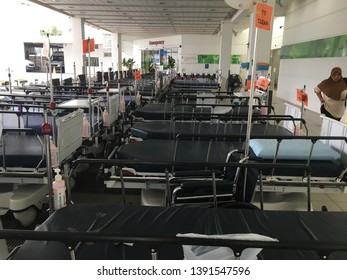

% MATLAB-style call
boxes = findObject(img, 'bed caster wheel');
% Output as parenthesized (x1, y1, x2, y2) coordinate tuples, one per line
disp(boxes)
(321, 205, 328, 212)
(69, 176, 76, 189)
(104, 141, 115, 158)
(75, 163, 89, 173)
(13, 206, 38, 227)
(96, 171, 111, 182)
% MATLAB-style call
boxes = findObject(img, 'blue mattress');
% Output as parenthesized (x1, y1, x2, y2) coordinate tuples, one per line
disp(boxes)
(249, 139, 344, 177)
(250, 139, 340, 161)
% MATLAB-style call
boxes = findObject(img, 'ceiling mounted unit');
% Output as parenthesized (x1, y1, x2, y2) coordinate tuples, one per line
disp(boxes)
(224, 0, 254, 9)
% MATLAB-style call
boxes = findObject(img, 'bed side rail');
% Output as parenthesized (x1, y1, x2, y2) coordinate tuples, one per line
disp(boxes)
(170, 114, 308, 136)
(1, 227, 346, 260)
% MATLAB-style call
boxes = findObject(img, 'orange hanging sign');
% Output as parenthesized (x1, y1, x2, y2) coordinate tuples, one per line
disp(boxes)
(255, 2, 273, 31)
(134, 70, 141, 80)
(297, 89, 308, 106)
(82, 38, 95, 54)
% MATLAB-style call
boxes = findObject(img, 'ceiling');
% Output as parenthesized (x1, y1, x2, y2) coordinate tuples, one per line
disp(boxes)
(28, 0, 243, 38)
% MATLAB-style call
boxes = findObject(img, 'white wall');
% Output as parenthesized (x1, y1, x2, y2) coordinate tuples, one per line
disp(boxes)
(181, 34, 220, 74)
(180, 33, 250, 75)
(277, 0, 347, 114)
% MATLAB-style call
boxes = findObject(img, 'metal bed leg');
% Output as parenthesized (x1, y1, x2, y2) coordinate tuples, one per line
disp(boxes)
(242, 168, 248, 202)
(233, 250, 241, 260)
(205, 139, 212, 170)
(270, 140, 281, 178)
(119, 168, 126, 205)
(151, 248, 158, 260)
(165, 170, 171, 206)
(212, 171, 217, 208)
(258, 171, 264, 210)
(171, 139, 179, 173)
(307, 172, 312, 211)
(67, 246, 76, 260)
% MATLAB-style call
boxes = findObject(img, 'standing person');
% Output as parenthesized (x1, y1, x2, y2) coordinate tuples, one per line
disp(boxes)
(314, 67, 347, 121)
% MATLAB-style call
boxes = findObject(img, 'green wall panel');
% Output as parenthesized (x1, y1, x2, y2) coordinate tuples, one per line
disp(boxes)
(281, 34, 347, 59)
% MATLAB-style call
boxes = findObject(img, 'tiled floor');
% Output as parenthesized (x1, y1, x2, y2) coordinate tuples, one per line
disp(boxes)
(270, 92, 347, 212)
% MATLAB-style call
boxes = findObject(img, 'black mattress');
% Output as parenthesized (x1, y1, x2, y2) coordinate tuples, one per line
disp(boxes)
(172, 80, 219, 88)
(133, 103, 213, 120)
(117, 139, 244, 172)
(0, 134, 46, 168)
(134, 103, 260, 120)
(10, 203, 347, 260)
(131, 121, 292, 140)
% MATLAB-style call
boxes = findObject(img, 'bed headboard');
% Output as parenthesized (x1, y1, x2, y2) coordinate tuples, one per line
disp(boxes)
(0, 113, 2, 138)
(283, 102, 302, 133)
(56, 109, 83, 164)
(108, 94, 119, 125)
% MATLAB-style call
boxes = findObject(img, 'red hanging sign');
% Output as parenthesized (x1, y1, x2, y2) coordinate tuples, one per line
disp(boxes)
(82, 38, 95, 54)
(134, 70, 141, 80)
(297, 89, 308, 106)
(255, 2, 273, 31)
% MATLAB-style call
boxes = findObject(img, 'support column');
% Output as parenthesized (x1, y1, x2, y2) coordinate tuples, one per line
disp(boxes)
(111, 33, 122, 74)
(71, 17, 85, 78)
(219, 21, 233, 91)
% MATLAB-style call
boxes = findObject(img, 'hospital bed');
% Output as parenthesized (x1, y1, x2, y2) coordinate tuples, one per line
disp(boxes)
(248, 135, 347, 210)
(162, 93, 265, 115)
(137, 88, 265, 109)
(109, 131, 347, 208)
(0, 108, 84, 226)
(129, 114, 306, 140)
(56, 89, 122, 160)
(99, 134, 258, 206)
(66, 90, 121, 125)
(132, 102, 268, 121)
(3, 202, 347, 260)
(58, 97, 104, 136)
(172, 78, 220, 89)
(0, 92, 109, 109)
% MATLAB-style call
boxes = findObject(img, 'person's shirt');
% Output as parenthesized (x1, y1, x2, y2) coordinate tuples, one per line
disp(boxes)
(314, 86, 347, 118)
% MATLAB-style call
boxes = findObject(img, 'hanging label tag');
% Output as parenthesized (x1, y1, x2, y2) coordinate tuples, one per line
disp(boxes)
(82, 38, 95, 54)
(255, 2, 273, 31)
